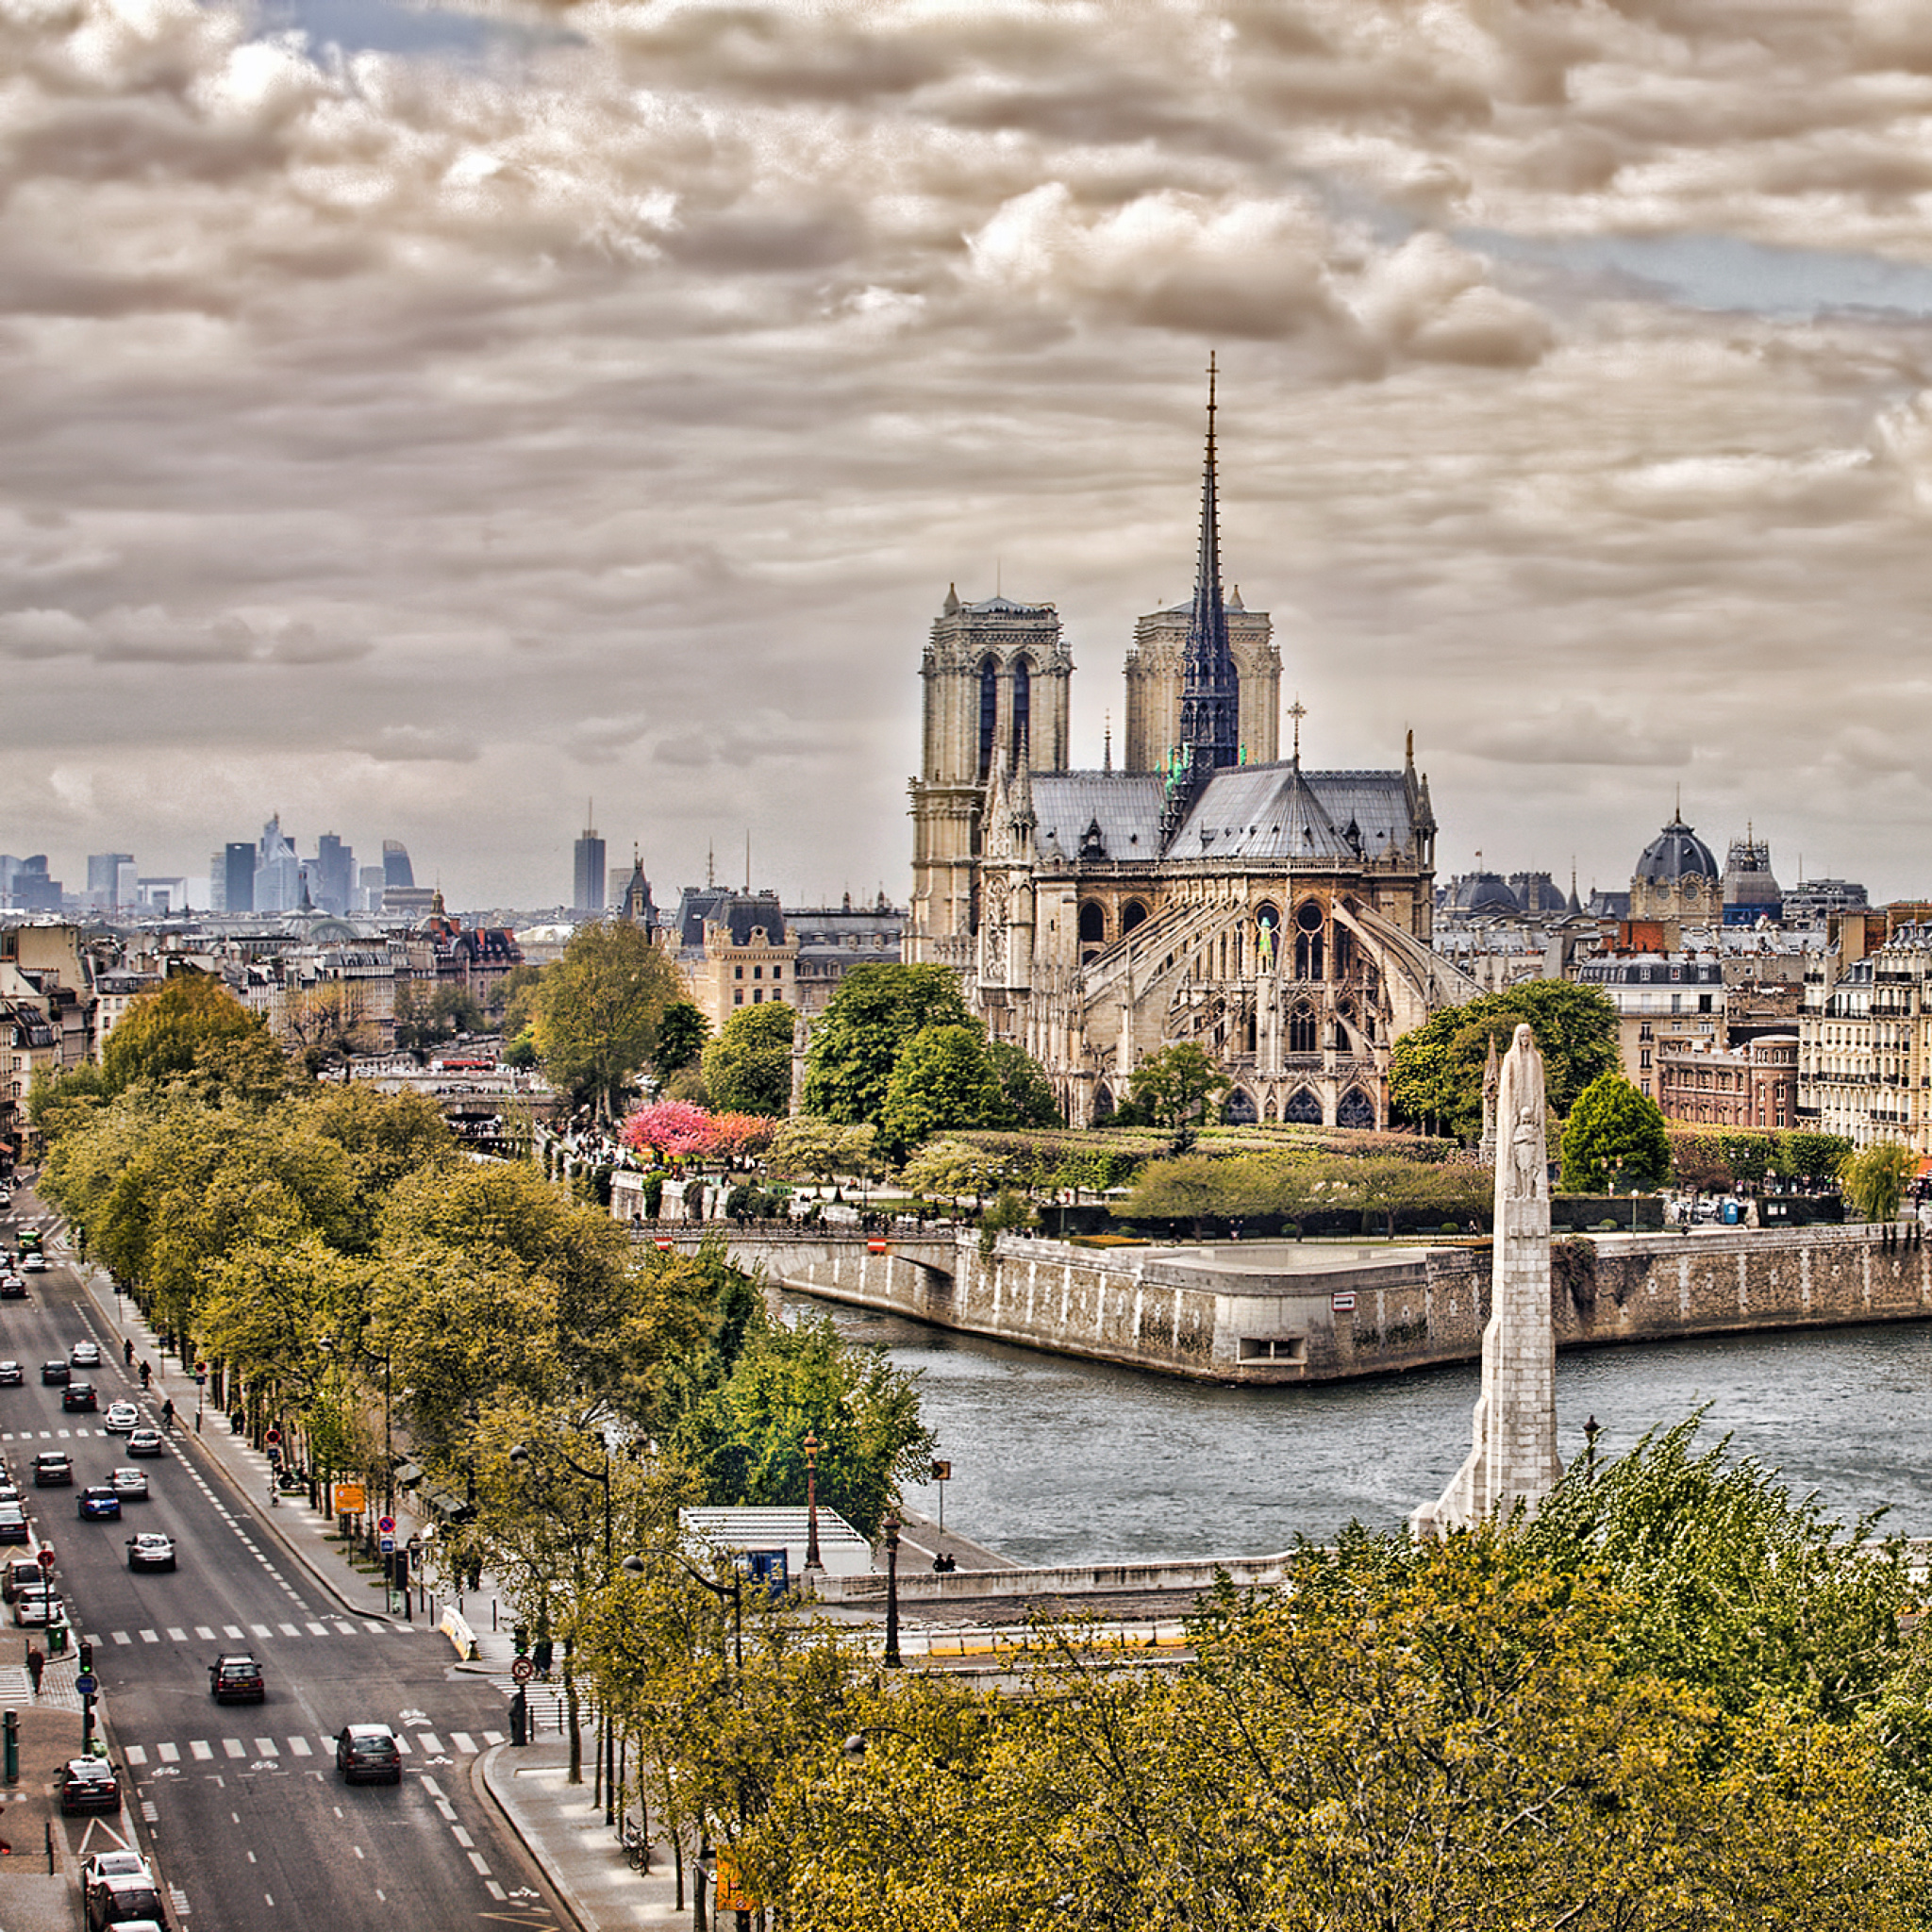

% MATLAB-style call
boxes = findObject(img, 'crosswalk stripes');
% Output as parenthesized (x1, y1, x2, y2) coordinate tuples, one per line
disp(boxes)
(123, 1728, 508, 1766)
(89, 1617, 399, 1648)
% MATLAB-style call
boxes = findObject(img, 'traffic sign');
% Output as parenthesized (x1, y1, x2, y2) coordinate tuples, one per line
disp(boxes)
(36, 1546, 54, 1572)
(510, 1657, 535, 1684)
(74, 1673, 96, 1697)
(377, 1515, 395, 1536)
(265, 1428, 282, 1447)
(379, 1537, 395, 1554)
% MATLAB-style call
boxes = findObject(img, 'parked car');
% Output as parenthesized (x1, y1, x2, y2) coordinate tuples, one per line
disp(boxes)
(69, 1341, 100, 1368)
(85, 1871, 165, 1929)
(335, 1724, 402, 1785)
(0, 1506, 29, 1546)
(1, 1557, 42, 1602)
(109, 1468, 148, 1500)
(33, 1452, 73, 1485)
(104, 1402, 139, 1434)
(78, 1486, 121, 1522)
(14, 1587, 63, 1627)
(125, 1532, 175, 1573)
(0, 1361, 23, 1385)
(58, 1757, 121, 1815)
(208, 1654, 264, 1703)
(125, 1428, 163, 1458)
(39, 1360, 67, 1386)
(0, 1277, 25, 1300)
(63, 1381, 98, 1413)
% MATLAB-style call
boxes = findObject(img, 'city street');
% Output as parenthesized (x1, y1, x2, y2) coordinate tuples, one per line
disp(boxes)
(1, 1195, 560, 1932)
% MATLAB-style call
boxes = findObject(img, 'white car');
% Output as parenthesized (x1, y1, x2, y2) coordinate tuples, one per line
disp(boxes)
(109, 1467, 148, 1500)
(125, 1428, 163, 1457)
(125, 1532, 175, 1573)
(103, 1403, 139, 1434)
(69, 1341, 100, 1368)
(81, 1849, 153, 1887)
(20, 1255, 47, 1274)
(13, 1587, 62, 1627)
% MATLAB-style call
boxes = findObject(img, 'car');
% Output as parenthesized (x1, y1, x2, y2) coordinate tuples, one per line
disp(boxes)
(22, 1254, 48, 1274)
(14, 1587, 63, 1627)
(0, 1277, 25, 1301)
(125, 1532, 174, 1573)
(208, 1653, 263, 1702)
(335, 1724, 402, 1785)
(109, 1467, 148, 1500)
(1, 1557, 42, 1602)
(78, 1486, 121, 1522)
(0, 1482, 20, 1506)
(104, 1401, 139, 1433)
(63, 1381, 97, 1413)
(0, 1506, 29, 1547)
(58, 1757, 120, 1816)
(81, 1849, 153, 1887)
(69, 1341, 100, 1368)
(0, 1361, 21, 1385)
(33, 1451, 73, 1485)
(85, 1871, 166, 1929)
(125, 1428, 163, 1458)
(39, 1360, 67, 1386)
(0, 1189, 11, 1209)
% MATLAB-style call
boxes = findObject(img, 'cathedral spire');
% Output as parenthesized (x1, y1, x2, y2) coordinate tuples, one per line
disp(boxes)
(1176, 352, 1240, 789)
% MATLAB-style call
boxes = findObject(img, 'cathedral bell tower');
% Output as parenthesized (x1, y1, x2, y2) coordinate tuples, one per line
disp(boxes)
(906, 588, 1073, 965)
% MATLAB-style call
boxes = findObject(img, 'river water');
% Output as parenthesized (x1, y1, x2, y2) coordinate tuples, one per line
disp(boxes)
(782, 1291, 1932, 1567)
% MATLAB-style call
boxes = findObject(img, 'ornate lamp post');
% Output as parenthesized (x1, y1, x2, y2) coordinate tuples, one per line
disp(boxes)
(802, 1431, 824, 1574)
(881, 1509, 902, 1668)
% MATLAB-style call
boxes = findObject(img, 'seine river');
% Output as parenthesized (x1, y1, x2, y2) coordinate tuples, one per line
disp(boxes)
(782, 1291, 1932, 1567)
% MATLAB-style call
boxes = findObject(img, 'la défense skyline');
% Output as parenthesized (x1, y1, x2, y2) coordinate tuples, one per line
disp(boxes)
(7, 0, 1931, 908)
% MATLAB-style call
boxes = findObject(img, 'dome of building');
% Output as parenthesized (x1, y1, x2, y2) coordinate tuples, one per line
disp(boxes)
(1634, 813, 1718, 886)
(1449, 872, 1521, 915)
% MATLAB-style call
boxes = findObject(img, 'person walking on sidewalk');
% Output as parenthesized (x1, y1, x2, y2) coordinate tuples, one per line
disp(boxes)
(25, 1645, 42, 1695)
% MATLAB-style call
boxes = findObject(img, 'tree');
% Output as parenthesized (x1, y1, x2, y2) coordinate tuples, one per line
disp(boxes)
(1559, 1070, 1671, 1192)
(280, 982, 380, 1074)
(801, 964, 974, 1126)
(878, 1024, 1004, 1157)
(1391, 981, 1621, 1141)
(100, 972, 278, 1098)
(1840, 1141, 1915, 1224)
(656, 1002, 709, 1076)
(988, 1040, 1061, 1127)
(622, 1099, 713, 1164)
(1125, 1043, 1229, 1132)
(764, 1117, 875, 1186)
(702, 1002, 795, 1116)
(533, 921, 680, 1120)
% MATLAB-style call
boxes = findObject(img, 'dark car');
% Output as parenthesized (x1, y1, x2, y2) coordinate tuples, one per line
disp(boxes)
(85, 1871, 166, 1929)
(0, 1506, 28, 1547)
(59, 1757, 121, 1815)
(1, 1557, 41, 1601)
(208, 1654, 264, 1703)
(33, 1452, 73, 1486)
(63, 1381, 97, 1413)
(335, 1724, 402, 1785)
(78, 1486, 121, 1522)
(39, 1360, 67, 1386)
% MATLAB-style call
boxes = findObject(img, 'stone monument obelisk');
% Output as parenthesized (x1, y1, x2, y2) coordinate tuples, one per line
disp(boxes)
(1413, 1023, 1563, 1534)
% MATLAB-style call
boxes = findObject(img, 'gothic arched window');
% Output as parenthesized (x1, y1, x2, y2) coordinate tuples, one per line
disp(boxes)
(1294, 899, 1324, 980)
(1337, 1088, 1374, 1130)
(1078, 901, 1107, 946)
(1011, 657, 1031, 768)
(977, 658, 999, 780)
(1285, 1087, 1322, 1124)
(1288, 1006, 1317, 1054)
(1121, 899, 1150, 936)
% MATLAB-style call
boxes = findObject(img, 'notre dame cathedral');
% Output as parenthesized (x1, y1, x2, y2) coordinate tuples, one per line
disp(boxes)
(905, 368, 1476, 1129)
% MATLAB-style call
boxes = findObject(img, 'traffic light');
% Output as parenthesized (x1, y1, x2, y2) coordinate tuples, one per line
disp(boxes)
(512, 1624, 528, 1657)
(77, 1639, 92, 1674)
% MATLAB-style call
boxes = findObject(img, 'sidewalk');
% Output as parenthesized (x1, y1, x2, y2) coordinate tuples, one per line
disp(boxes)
(61, 1222, 684, 1932)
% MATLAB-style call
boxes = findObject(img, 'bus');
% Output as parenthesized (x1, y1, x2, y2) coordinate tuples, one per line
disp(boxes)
(16, 1229, 42, 1257)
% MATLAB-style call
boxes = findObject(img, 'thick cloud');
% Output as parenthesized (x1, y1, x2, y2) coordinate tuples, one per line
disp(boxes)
(2, 0, 1932, 905)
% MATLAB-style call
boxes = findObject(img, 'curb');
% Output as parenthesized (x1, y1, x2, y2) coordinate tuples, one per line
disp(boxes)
(473, 1743, 596, 1932)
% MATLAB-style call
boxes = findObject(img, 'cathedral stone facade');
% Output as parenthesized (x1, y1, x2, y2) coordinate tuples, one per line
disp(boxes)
(906, 372, 1475, 1128)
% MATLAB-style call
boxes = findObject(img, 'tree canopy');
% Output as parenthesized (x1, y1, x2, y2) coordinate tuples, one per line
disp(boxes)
(801, 964, 974, 1125)
(1559, 1070, 1672, 1191)
(701, 1000, 795, 1116)
(1391, 981, 1621, 1141)
(100, 972, 281, 1100)
(1840, 1140, 1915, 1223)
(1125, 1042, 1230, 1131)
(532, 920, 680, 1120)
(878, 1023, 1006, 1157)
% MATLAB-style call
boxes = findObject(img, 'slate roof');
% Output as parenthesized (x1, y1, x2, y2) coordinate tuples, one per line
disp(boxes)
(1027, 774, 1165, 863)
(1170, 762, 1416, 864)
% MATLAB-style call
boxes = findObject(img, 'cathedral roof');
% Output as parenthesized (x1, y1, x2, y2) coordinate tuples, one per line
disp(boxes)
(1635, 812, 1719, 884)
(1027, 774, 1165, 861)
(1170, 762, 1416, 864)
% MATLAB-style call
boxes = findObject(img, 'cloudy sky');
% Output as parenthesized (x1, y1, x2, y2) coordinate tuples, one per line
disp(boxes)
(7, 0, 1932, 911)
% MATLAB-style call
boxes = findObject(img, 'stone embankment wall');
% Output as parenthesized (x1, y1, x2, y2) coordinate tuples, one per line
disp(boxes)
(752, 1225, 1932, 1386)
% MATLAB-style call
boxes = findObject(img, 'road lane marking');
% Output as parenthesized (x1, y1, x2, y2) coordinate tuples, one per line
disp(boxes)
(466, 1853, 491, 1875)
(451, 1732, 475, 1753)
(277, 1622, 298, 1636)
(194, 1626, 215, 1640)
(223, 1625, 242, 1639)
(166, 1626, 187, 1641)
(190, 1740, 212, 1760)
(254, 1738, 276, 1756)
(419, 1733, 442, 1754)
(305, 1621, 326, 1635)
(111, 1632, 131, 1645)
(125, 1745, 147, 1764)
(289, 1736, 311, 1757)
(223, 1739, 244, 1759)
(139, 1629, 158, 1643)
(249, 1624, 270, 1638)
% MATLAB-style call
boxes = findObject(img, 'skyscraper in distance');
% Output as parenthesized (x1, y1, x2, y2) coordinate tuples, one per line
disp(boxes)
(573, 809, 606, 914)
(383, 840, 414, 891)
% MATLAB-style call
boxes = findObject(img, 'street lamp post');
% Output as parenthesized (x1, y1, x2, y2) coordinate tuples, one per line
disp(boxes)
(881, 1510, 901, 1669)
(802, 1432, 824, 1574)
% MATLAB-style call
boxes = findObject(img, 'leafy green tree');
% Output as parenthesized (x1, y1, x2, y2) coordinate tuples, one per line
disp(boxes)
(701, 1002, 795, 1116)
(801, 964, 974, 1126)
(1126, 1042, 1230, 1132)
(101, 972, 280, 1098)
(1391, 981, 1621, 1140)
(764, 1117, 876, 1187)
(1559, 1070, 1671, 1191)
(900, 1138, 1007, 1209)
(987, 1040, 1060, 1127)
(1840, 1140, 1915, 1223)
(878, 1023, 1005, 1156)
(533, 920, 680, 1120)
(502, 1026, 539, 1070)
(656, 1001, 709, 1076)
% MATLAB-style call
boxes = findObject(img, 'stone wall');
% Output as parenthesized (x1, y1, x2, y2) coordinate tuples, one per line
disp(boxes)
(750, 1224, 1932, 1386)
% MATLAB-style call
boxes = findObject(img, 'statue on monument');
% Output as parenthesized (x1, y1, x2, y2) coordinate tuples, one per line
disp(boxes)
(1412, 1023, 1563, 1537)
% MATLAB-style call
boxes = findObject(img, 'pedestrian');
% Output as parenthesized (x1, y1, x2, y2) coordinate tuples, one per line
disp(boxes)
(122, 1340, 133, 1368)
(160, 1398, 175, 1430)
(25, 1645, 42, 1694)
(139, 1361, 150, 1390)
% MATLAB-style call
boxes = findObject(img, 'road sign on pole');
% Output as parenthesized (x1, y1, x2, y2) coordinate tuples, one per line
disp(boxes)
(36, 1547, 54, 1572)
(510, 1657, 535, 1684)
(379, 1537, 395, 1554)
(74, 1673, 96, 1697)
(377, 1515, 395, 1536)
(265, 1428, 282, 1447)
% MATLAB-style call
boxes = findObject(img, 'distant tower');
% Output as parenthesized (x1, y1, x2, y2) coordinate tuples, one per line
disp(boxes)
(1176, 355, 1241, 786)
(382, 839, 415, 891)
(906, 585, 1074, 963)
(573, 808, 607, 915)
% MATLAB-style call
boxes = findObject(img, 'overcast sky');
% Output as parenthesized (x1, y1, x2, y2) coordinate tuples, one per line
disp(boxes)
(7, 0, 1932, 911)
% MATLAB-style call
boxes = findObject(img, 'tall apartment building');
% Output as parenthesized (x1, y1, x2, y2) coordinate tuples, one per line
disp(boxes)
(87, 853, 135, 913)
(573, 823, 606, 915)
